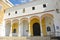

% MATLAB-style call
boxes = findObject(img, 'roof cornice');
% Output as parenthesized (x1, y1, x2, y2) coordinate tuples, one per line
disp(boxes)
(2, 0, 14, 7)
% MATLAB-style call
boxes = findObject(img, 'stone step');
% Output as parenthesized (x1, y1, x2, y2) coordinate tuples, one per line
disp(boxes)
(0, 36, 59, 40)
(0, 36, 50, 40)
(51, 39, 58, 40)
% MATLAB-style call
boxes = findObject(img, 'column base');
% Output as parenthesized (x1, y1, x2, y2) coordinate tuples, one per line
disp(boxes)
(29, 33, 33, 37)
(41, 32, 43, 36)
(9, 34, 12, 37)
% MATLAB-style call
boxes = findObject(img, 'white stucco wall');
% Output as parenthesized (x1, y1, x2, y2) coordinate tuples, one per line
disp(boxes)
(0, 21, 5, 36)
(4, 0, 57, 19)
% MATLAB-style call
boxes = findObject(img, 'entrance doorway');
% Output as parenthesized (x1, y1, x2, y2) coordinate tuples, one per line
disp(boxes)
(33, 23, 41, 36)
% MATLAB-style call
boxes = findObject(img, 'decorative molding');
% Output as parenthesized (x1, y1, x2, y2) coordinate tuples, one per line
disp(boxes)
(6, 0, 14, 6)
(4, 9, 55, 20)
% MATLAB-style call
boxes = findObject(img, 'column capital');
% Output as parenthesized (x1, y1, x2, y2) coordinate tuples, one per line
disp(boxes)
(18, 18, 21, 21)
(28, 17, 30, 23)
(10, 19, 13, 22)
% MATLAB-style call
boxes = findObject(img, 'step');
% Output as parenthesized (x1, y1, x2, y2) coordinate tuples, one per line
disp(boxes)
(0, 36, 50, 40)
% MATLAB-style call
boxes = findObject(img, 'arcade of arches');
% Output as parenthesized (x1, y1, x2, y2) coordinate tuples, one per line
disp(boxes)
(5, 14, 54, 37)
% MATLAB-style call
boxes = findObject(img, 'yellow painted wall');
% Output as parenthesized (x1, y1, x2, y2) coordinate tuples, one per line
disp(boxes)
(30, 18, 40, 36)
(41, 18, 47, 36)
(12, 23, 18, 33)
(0, 1, 10, 24)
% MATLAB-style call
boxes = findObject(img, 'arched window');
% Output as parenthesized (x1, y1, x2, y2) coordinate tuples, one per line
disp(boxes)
(32, 7, 35, 10)
(47, 26, 51, 31)
(13, 29, 16, 33)
(43, 4, 46, 8)
(23, 8, 25, 13)
(8, 13, 10, 15)
(15, 11, 17, 14)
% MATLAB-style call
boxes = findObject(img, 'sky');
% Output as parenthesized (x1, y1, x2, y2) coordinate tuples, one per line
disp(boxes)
(9, 0, 31, 6)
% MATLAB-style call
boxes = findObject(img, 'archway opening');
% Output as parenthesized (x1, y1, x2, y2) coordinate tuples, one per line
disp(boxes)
(45, 16, 54, 36)
(41, 14, 54, 36)
(30, 17, 41, 36)
(12, 19, 19, 36)
(20, 19, 29, 36)
(33, 23, 41, 36)
(12, 22, 18, 36)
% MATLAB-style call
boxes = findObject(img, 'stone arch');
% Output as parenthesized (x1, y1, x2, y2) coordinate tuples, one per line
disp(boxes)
(30, 16, 41, 36)
(41, 13, 54, 36)
(12, 19, 19, 36)
(12, 19, 19, 23)
(20, 18, 28, 23)
(5, 19, 11, 24)
(30, 16, 40, 21)
(41, 13, 54, 20)
(20, 18, 29, 36)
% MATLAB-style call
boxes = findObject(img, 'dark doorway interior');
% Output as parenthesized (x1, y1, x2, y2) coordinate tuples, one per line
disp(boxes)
(33, 23, 41, 36)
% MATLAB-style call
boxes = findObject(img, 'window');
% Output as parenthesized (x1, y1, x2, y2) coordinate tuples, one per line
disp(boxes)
(23, 8, 25, 13)
(13, 29, 16, 33)
(8, 13, 10, 15)
(43, 4, 46, 8)
(56, 9, 60, 13)
(56, 26, 59, 29)
(32, 7, 35, 10)
(47, 26, 51, 31)
(15, 11, 17, 14)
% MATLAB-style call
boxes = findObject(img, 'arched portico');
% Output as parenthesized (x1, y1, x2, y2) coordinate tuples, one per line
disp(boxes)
(5, 13, 55, 37)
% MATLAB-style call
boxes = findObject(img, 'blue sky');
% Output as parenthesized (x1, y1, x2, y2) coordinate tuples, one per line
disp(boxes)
(9, 0, 31, 6)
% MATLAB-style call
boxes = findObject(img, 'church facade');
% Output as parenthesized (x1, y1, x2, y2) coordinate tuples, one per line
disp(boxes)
(0, 0, 60, 37)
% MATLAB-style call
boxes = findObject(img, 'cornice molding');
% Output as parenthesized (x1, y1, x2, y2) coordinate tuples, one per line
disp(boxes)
(2, 0, 14, 7)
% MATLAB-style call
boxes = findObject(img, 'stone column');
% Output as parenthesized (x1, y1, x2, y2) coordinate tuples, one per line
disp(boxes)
(9, 20, 12, 37)
(40, 18, 43, 36)
(18, 19, 21, 37)
(28, 17, 31, 37)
